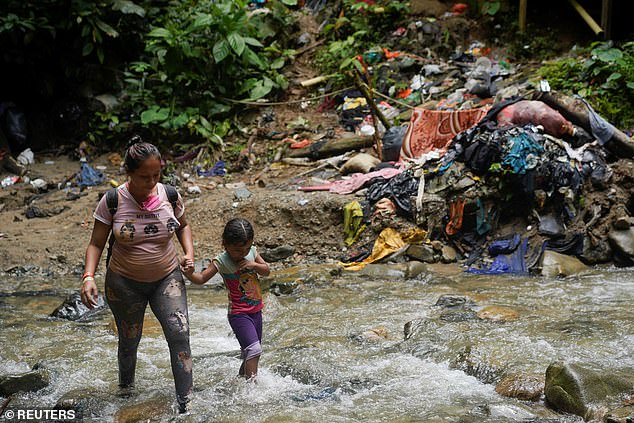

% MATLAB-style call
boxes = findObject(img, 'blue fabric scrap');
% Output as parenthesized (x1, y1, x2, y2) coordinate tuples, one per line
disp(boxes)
(76, 162, 104, 187)
(196, 160, 226, 177)
(488, 233, 521, 256)
(466, 237, 528, 275)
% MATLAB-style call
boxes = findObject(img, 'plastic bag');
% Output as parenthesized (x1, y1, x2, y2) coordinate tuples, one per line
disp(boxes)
(1, 104, 28, 152)
(381, 125, 407, 162)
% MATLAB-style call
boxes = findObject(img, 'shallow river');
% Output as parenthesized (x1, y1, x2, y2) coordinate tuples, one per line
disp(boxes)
(1, 264, 632, 422)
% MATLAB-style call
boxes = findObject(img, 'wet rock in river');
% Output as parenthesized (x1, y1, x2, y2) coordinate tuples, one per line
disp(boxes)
(540, 250, 588, 277)
(50, 291, 107, 321)
(608, 227, 634, 266)
(0, 368, 50, 396)
(351, 326, 389, 343)
(55, 388, 112, 419)
(451, 345, 504, 384)
(434, 294, 472, 308)
(477, 306, 519, 322)
(113, 396, 174, 422)
(440, 245, 457, 263)
(544, 362, 634, 421)
(495, 373, 544, 401)
(406, 243, 436, 263)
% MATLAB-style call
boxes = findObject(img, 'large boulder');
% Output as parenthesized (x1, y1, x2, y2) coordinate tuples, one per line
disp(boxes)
(541, 251, 588, 277)
(608, 227, 634, 266)
(544, 362, 634, 420)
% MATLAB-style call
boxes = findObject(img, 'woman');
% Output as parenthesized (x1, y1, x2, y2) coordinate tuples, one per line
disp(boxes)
(80, 138, 194, 413)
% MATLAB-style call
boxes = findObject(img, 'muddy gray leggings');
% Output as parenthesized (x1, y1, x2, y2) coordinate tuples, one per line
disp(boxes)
(105, 268, 192, 405)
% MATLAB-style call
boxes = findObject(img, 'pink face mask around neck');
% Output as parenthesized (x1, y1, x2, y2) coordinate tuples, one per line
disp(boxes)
(141, 195, 161, 211)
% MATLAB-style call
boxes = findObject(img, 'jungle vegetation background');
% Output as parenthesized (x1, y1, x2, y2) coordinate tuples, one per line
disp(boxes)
(1, 0, 633, 169)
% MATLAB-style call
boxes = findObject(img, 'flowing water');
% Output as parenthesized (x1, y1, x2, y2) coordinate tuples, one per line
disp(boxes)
(1, 264, 633, 422)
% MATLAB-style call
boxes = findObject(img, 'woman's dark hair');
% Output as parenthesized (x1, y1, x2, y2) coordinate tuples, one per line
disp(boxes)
(222, 218, 254, 245)
(124, 135, 161, 172)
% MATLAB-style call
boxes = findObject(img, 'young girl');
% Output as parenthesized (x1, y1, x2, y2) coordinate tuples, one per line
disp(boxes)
(184, 218, 270, 380)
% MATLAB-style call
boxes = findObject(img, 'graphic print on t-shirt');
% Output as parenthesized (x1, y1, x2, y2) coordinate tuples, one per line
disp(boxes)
(238, 271, 262, 306)
(119, 220, 136, 240)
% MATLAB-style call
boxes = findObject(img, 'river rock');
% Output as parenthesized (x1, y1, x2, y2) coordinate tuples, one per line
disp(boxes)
(113, 397, 173, 422)
(51, 291, 107, 321)
(540, 250, 588, 277)
(406, 244, 436, 262)
(435, 294, 472, 308)
(0, 369, 50, 396)
(260, 245, 295, 262)
(544, 362, 634, 420)
(608, 227, 634, 262)
(353, 261, 427, 280)
(477, 306, 519, 322)
(581, 237, 613, 264)
(440, 245, 457, 263)
(604, 406, 634, 423)
(495, 373, 544, 401)
(55, 388, 112, 418)
(452, 345, 504, 384)
(352, 327, 389, 343)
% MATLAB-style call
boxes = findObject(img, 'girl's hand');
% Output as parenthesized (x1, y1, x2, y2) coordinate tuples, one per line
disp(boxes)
(81, 278, 99, 309)
(237, 259, 257, 271)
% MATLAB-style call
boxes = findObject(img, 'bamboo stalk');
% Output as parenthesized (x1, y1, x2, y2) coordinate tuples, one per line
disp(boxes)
(519, 0, 528, 32)
(568, 0, 603, 35)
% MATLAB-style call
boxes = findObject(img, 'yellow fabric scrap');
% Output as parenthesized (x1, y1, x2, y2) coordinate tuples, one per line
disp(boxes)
(340, 227, 406, 271)
(343, 200, 366, 246)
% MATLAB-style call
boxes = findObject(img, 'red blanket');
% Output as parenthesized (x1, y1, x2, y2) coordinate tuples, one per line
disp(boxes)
(400, 107, 490, 160)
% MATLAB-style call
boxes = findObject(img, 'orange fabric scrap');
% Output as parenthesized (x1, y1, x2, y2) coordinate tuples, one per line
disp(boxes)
(290, 139, 312, 149)
(382, 48, 400, 59)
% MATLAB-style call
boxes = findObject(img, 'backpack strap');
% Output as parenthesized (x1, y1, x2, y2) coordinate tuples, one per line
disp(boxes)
(105, 188, 119, 217)
(163, 184, 179, 211)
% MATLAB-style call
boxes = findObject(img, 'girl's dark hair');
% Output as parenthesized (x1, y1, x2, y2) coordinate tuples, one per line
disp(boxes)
(222, 218, 254, 245)
(124, 135, 161, 172)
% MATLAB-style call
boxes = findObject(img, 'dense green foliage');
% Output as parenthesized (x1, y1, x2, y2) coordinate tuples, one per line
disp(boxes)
(315, 0, 410, 82)
(0, 0, 298, 152)
(2, 0, 632, 156)
(539, 42, 634, 129)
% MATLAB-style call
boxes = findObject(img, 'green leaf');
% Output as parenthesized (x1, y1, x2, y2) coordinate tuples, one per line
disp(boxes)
(594, 47, 623, 62)
(170, 113, 189, 128)
(97, 47, 105, 64)
(141, 106, 170, 124)
(148, 28, 172, 38)
(243, 37, 264, 48)
(95, 19, 119, 38)
(82, 42, 93, 56)
(627, 82, 634, 89)
(189, 14, 213, 31)
(270, 57, 285, 69)
(249, 78, 273, 100)
(112, 0, 146, 17)
(242, 46, 265, 69)
(227, 32, 245, 56)
(275, 74, 288, 90)
(281, 0, 298, 5)
(213, 39, 230, 63)
(606, 72, 622, 83)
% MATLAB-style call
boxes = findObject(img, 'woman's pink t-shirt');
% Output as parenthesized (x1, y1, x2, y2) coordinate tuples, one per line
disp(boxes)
(94, 183, 184, 282)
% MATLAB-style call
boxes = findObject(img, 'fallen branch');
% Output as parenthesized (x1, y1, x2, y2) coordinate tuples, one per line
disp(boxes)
(285, 135, 374, 159)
